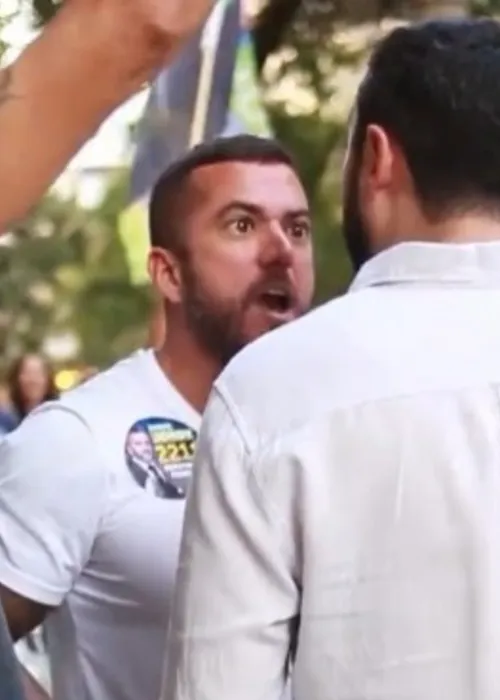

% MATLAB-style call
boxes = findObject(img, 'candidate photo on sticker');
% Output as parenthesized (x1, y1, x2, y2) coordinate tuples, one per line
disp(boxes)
(125, 417, 196, 500)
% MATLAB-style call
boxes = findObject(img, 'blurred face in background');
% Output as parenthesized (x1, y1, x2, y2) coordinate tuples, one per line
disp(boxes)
(9, 353, 57, 417)
(18, 354, 51, 407)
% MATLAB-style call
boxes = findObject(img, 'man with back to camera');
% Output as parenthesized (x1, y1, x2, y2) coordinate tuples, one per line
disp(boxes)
(0, 135, 315, 700)
(162, 18, 500, 700)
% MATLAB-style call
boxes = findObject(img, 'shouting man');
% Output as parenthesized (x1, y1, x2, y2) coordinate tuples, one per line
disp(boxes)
(0, 135, 314, 700)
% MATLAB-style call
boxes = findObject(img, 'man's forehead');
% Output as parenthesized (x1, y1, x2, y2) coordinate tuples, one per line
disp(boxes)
(191, 159, 295, 183)
(189, 160, 308, 209)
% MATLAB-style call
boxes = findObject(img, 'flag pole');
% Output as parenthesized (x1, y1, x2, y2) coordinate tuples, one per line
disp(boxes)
(189, 1, 227, 147)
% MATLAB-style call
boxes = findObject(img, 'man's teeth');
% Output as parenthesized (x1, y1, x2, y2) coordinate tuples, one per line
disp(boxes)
(260, 289, 290, 311)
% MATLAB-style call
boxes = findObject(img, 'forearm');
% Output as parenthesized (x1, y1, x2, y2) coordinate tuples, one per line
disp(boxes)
(0, 0, 208, 232)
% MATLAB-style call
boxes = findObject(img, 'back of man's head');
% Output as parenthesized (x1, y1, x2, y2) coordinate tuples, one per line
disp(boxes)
(149, 135, 296, 252)
(354, 18, 500, 220)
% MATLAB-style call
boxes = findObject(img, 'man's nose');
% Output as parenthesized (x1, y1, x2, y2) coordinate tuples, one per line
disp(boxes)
(259, 222, 294, 267)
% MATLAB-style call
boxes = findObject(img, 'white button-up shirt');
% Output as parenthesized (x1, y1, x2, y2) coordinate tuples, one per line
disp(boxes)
(162, 242, 500, 700)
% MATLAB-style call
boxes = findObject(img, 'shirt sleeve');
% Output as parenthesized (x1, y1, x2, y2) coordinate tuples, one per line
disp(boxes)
(161, 387, 299, 700)
(0, 405, 108, 607)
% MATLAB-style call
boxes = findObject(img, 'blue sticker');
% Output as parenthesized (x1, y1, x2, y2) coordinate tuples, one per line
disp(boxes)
(125, 417, 197, 499)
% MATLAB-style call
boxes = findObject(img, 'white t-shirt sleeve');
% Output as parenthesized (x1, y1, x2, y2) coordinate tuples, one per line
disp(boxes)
(0, 405, 108, 607)
(161, 386, 299, 700)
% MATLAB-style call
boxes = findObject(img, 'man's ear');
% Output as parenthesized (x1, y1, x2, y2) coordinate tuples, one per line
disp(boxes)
(361, 124, 394, 191)
(148, 247, 183, 304)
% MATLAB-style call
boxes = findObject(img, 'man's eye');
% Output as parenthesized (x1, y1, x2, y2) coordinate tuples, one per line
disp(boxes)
(289, 221, 311, 240)
(228, 216, 254, 235)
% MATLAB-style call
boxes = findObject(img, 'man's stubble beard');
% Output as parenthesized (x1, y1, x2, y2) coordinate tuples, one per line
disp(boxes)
(181, 258, 249, 369)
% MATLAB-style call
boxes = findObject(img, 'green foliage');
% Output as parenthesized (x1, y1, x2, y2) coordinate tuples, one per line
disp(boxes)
(0, 180, 152, 370)
(0, 195, 90, 367)
(471, 0, 500, 13)
(71, 175, 153, 367)
(0, 8, 15, 59)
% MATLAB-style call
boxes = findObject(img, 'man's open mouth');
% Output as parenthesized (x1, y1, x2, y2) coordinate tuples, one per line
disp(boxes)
(257, 287, 293, 314)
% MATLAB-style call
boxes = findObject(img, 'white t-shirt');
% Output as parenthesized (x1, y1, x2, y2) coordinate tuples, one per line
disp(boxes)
(0, 349, 200, 700)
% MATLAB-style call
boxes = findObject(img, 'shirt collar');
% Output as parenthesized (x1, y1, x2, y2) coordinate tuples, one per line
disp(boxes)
(350, 241, 500, 292)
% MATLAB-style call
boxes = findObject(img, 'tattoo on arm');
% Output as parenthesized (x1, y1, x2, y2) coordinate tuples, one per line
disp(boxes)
(0, 67, 13, 106)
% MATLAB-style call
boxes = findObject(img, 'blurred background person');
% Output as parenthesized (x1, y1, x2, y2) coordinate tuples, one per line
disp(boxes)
(6, 353, 59, 430)
(5, 353, 58, 680)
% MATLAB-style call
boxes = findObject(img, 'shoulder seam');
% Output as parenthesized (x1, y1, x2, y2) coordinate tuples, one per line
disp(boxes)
(32, 401, 95, 435)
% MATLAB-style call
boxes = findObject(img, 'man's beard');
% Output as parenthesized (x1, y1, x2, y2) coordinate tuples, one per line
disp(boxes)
(342, 154, 372, 274)
(180, 259, 283, 369)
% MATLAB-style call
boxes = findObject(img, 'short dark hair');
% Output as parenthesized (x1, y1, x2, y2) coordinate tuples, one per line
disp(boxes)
(354, 18, 500, 220)
(149, 135, 296, 250)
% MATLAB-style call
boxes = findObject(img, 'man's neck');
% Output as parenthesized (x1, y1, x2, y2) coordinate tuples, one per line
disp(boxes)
(388, 213, 500, 250)
(155, 332, 221, 414)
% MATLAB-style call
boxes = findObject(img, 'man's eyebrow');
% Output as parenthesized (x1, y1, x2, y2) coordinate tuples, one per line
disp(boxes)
(285, 208, 311, 220)
(215, 201, 265, 218)
(215, 201, 311, 220)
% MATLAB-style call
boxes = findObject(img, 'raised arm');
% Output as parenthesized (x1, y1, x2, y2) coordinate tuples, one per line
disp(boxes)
(0, 0, 214, 232)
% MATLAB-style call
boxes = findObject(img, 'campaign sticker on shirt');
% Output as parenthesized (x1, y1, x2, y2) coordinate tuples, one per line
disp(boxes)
(124, 417, 197, 500)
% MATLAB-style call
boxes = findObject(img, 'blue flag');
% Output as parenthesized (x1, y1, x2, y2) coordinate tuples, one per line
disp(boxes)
(129, 0, 241, 203)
